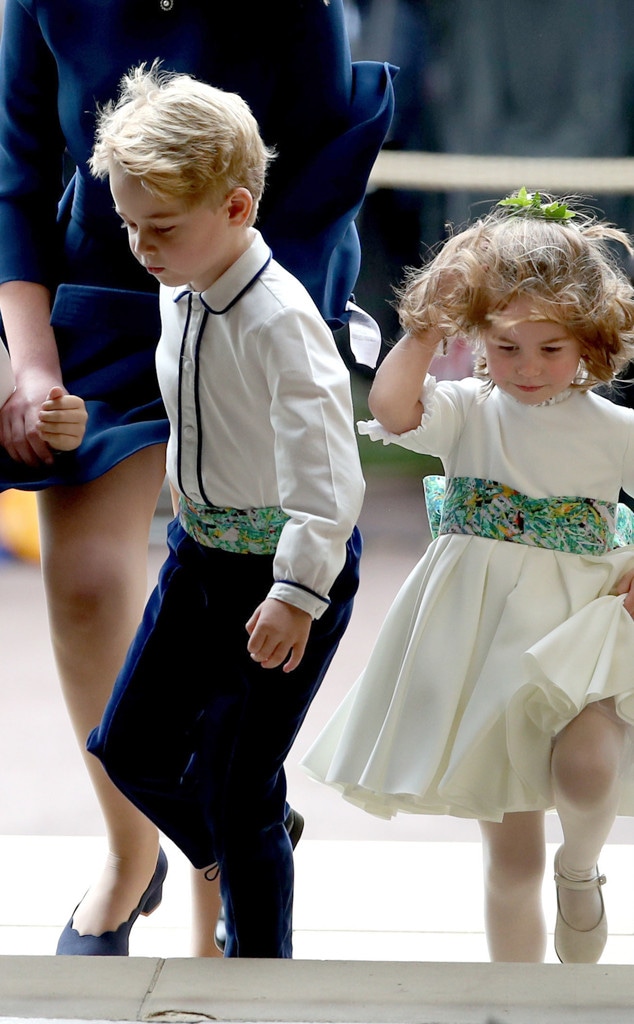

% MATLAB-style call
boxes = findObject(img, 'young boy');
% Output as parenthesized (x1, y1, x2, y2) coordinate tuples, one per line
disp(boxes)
(86, 63, 364, 958)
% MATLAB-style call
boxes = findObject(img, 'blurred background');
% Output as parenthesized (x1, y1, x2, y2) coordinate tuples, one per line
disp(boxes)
(350, 0, 634, 344)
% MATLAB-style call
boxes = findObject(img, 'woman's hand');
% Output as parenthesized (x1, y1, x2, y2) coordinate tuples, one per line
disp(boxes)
(0, 369, 65, 465)
(0, 281, 65, 465)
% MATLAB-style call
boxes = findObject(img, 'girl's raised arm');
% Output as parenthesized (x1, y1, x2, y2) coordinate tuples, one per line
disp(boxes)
(368, 327, 443, 435)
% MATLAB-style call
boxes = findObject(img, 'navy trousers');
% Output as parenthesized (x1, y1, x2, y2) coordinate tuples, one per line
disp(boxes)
(87, 518, 361, 957)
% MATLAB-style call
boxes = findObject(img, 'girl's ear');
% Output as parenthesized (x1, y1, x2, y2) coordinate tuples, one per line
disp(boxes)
(226, 187, 253, 225)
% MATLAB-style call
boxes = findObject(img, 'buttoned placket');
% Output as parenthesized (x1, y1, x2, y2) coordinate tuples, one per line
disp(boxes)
(177, 293, 209, 504)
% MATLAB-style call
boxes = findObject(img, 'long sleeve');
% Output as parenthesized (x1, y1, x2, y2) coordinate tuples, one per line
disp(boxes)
(0, 0, 67, 287)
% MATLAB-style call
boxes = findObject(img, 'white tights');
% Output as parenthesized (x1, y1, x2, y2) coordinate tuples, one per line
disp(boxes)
(479, 702, 628, 962)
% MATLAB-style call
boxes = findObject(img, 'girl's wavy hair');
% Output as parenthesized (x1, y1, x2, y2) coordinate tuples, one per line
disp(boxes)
(396, 195, 634, 390)
(90, 61, 275, 223)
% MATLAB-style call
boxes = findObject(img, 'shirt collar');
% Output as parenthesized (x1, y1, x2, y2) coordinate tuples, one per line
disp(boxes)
(172, 229, 272, 313)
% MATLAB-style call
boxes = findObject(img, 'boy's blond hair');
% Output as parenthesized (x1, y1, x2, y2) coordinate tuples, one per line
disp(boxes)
(397, 196, 634, 390)
(90, 62, 274, 224)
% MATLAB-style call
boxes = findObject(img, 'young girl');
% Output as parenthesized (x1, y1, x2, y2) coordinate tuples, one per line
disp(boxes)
(302, 190, 634, 964)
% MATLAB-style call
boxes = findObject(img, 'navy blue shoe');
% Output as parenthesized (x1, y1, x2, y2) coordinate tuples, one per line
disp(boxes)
(56, 847, 168, 956)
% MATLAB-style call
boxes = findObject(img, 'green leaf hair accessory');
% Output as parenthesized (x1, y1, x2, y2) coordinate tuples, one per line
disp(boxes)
(498, 187, 576, 221)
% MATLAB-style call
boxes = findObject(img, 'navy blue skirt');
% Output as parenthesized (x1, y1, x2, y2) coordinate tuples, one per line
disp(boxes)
(0, 284, 167, 491)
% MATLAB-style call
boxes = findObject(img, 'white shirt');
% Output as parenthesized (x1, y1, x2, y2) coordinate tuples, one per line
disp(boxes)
(156, 230, 365, 618)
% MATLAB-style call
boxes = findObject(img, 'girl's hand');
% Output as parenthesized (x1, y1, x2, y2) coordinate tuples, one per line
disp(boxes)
(246, 598, 312, 672)
(37, 386, 88, 451)
(0, 370, 65, 466)
(613, 569, 634, 619)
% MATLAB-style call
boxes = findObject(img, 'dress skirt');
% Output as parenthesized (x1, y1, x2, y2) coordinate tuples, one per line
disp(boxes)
(301, 531, 634, 821)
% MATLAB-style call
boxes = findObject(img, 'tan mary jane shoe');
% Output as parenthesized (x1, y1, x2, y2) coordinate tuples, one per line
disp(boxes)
(554, 846, 607, 964)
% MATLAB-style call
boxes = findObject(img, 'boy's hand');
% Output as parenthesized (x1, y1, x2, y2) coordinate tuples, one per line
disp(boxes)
(613, 569, 634, 619)
(36, 386, 87, 451)
(246, 598, 311, 672)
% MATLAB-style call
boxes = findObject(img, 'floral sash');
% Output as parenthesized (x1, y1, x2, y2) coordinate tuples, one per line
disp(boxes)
(423, 476, 634, 555)
(179, 494, 289, 555)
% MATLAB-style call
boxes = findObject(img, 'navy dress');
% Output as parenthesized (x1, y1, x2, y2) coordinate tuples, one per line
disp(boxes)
(0, 0, 396, 488)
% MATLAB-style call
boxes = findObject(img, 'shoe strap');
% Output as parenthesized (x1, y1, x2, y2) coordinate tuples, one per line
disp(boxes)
(554, 869, 606, 891)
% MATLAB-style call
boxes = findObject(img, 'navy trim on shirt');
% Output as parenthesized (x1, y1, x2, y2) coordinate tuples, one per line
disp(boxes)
(200, 252, 273, 315)
(275, 579, 331, 606)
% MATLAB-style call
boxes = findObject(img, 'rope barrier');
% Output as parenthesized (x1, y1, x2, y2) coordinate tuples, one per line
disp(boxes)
(368, 151, 634, 194)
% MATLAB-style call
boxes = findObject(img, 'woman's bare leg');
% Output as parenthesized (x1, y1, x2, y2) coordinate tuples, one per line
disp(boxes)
(37, 446, 166, 936)
(479, 810, 547, 962)
(551, 703, 626, 932)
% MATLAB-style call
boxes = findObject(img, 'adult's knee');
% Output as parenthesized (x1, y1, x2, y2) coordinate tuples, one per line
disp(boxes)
(42, 535, 140, 633)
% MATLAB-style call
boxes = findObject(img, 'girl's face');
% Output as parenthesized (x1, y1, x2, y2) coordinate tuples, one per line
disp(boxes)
(483, 297, 582, 405)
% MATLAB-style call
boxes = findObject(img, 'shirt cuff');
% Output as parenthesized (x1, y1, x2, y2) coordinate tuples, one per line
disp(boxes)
(268, 580, 330, 620)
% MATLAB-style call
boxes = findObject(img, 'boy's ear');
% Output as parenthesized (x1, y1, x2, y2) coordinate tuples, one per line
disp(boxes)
(227, 187, 253, 225)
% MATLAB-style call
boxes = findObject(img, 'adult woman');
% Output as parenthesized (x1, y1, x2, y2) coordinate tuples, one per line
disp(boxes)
(0, 0, 394, 956)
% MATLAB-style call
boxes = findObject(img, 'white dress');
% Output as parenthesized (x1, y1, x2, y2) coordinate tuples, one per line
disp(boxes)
(301, 376, 634, 821)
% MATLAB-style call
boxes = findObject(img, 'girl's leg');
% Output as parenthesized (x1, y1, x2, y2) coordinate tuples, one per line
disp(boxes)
(551, 703, 626, 933)
(37, 446, 167, 936)
(479, 811, 547, 962)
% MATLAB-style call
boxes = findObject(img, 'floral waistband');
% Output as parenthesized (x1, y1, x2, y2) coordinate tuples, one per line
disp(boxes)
(179, 495, 289, 555)
(423, 475, 634, 555)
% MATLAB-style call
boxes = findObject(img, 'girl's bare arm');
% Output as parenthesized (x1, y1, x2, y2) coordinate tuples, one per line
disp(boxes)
(368, 327, 443, 435)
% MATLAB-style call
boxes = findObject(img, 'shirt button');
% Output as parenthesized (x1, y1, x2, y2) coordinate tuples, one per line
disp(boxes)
(183, 425, 195, 440)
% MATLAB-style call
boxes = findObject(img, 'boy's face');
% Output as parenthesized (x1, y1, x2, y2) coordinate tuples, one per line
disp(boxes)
(110, 163, 250, 292)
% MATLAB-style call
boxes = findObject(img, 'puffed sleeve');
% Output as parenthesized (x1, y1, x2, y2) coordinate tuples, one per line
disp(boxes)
(358, 375, 483, 460)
